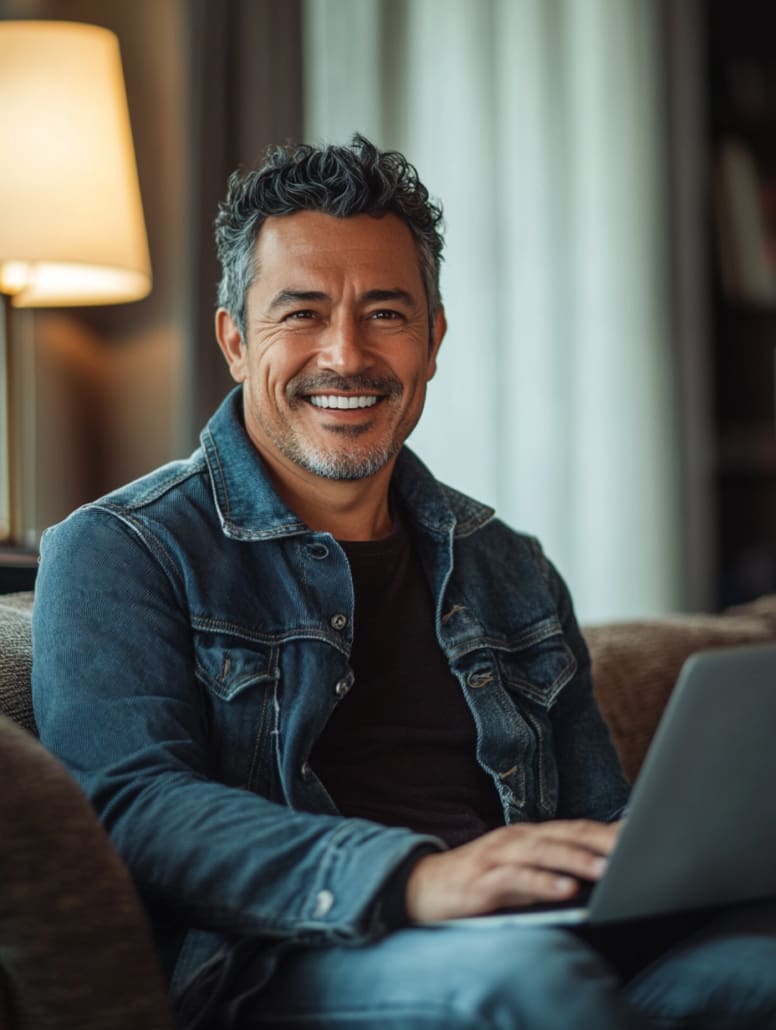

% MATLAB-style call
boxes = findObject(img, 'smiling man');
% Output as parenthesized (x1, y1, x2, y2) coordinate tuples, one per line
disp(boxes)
(32, 136, 776, 1029)
(215, 210, 445, 538)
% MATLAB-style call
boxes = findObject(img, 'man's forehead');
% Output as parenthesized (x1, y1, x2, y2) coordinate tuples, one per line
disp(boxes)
(254, 210, 416, 257)
(249, 211, 424, 292)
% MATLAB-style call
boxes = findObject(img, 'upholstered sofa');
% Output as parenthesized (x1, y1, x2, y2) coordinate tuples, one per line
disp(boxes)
(0, 591, 175, 1030)
(2, 589, 776, 1027)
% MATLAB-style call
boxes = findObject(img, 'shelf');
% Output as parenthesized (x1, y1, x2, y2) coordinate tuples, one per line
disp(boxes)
(0, 547, 38, 594)
(707, 0, 776, 606)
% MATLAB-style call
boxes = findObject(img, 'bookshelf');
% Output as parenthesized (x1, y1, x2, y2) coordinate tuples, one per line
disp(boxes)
(707, 0, 776, 605)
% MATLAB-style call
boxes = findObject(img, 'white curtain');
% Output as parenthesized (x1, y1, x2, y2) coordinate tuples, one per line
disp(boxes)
(303, 0, 682, 621)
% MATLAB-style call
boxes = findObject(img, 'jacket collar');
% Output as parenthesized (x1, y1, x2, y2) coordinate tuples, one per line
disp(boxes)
(201, 387, 494, 542)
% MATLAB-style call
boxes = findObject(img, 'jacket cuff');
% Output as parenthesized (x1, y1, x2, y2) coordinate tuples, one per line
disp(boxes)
(372, 844, 440, 931)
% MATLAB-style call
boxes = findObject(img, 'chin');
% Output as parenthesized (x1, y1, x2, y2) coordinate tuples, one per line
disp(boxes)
(293, 442, 398, 481)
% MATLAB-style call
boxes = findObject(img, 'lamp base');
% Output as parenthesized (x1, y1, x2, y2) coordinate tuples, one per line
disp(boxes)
(0, 291, 20, 545)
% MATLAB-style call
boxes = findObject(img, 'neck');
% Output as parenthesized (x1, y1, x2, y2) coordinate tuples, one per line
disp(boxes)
(262, 455, 397, 541)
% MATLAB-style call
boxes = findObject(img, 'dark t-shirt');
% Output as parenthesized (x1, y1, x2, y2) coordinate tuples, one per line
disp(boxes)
(311, 514, 503, 848)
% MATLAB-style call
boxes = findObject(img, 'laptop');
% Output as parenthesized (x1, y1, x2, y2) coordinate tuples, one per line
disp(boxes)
(438, 643, 776, 929)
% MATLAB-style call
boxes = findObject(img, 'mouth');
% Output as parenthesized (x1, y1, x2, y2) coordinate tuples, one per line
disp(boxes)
(307, 394, 380, 410)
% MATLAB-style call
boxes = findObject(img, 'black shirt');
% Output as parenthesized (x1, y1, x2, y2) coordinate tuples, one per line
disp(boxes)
(311, 514, 503, 848)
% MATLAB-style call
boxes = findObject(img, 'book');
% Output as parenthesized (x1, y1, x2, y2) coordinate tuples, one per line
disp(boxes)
(713, 138, 776, 306)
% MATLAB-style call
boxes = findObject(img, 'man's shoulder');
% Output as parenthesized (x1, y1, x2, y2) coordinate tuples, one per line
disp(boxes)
(93, 451, 208, 515)
(38, 449, 215, 593)
(45, 450, 210, 552)
(82, 387, 245, 520)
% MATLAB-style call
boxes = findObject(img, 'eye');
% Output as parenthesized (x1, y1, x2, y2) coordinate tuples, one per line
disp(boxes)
(369, 309, 403, 321)
(284, 309, 318, 322)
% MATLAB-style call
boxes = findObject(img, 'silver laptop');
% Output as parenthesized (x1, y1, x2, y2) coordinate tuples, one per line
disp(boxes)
(439, 643, 776, 929)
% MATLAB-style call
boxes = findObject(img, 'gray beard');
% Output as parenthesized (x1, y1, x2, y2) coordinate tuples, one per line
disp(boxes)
(279, 423, 400, 480)
(278, 372, 405, 480)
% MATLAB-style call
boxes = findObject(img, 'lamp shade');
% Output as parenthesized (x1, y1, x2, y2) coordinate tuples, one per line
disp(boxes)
(0, 21, 151, 306)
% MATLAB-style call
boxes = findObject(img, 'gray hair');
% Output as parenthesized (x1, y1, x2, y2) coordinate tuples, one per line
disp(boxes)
(214, 133, 445, 341)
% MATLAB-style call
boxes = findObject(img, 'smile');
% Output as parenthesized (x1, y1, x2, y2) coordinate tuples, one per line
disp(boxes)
(308, 395, 379, 410)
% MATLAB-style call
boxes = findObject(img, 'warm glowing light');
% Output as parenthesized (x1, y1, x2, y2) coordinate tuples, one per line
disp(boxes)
(0, 21, 151, 307)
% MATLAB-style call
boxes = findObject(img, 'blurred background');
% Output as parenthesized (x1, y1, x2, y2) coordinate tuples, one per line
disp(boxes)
(0, 0, 773, 623)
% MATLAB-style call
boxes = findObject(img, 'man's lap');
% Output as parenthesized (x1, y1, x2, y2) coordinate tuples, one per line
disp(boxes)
(624, 900, 776, 1029)
(177, 902, 776, 1029)
(222, 923, 640, 1029)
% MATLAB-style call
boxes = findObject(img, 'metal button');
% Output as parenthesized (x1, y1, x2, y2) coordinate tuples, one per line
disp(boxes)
(300, 761, 313, 782)
(330, 613, 348, 631)
(467, 671, 494, 689)
(313, 889, 334, 918)
(335, 677, 351, 698)
(307, 543, 329, 560)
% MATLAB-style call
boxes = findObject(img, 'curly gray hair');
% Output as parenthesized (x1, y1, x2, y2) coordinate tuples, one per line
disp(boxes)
(214, 133, 445, 341)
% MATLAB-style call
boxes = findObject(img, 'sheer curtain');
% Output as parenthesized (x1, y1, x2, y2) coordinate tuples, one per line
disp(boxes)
(303, 0, 682, 621)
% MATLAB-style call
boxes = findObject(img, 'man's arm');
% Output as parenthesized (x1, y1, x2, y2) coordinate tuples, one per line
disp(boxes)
(32, 507, 441, 945)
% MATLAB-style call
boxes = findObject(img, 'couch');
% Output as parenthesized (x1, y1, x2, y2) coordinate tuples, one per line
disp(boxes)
(3, 589, 776, 1027)
(0, 592, 175, 1030)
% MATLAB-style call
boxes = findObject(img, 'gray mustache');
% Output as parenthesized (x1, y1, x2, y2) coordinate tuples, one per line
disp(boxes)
(289, 374, 403, 398)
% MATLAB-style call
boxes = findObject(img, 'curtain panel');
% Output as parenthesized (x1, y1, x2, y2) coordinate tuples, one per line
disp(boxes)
(303, 0, 682, 621)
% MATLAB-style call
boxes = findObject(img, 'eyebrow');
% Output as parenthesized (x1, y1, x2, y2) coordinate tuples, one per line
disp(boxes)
(266, 287, 419, 312)
(361, 288, 418, 307)
(267, 289, 329, 312)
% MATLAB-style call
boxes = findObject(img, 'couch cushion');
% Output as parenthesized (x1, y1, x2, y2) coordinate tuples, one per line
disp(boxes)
(0, 594, 35, 734)
(585, 595, 776, 782)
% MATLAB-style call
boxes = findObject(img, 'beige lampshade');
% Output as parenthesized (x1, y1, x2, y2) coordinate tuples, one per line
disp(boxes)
(0, 20, 151, 307)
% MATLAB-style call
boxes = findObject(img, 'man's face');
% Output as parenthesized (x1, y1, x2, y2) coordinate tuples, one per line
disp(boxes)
(216, 211, 445, 485)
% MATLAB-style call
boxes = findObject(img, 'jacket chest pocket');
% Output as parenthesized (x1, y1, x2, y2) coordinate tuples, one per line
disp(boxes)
(498, 626, 576, 817)
(460, 622, 575, 819)
(495, 621, 577, 709)
(194, 632, 280, 792)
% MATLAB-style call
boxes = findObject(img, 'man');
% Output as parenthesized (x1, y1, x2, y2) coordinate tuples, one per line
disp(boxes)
(32, 136, 776, 1028)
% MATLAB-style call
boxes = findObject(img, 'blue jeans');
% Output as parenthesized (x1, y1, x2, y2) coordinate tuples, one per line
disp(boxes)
(195, 902, 776, 1029)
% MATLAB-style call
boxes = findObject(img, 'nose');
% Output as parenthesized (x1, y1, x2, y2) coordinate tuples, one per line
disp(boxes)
(316, 316, 374, 376)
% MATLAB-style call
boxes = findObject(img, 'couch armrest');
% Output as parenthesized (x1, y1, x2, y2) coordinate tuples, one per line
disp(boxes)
(0, 714, 174, 1029)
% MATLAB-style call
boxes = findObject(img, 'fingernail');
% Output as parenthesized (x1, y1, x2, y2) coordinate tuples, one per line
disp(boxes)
(591, 857, 607, 877)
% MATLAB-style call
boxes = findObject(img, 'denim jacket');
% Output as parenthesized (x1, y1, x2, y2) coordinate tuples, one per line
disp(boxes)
(32, 387, 629, 996)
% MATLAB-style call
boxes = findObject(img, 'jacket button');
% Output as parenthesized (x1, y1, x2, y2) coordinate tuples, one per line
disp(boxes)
(335, 677, 351, 698)
(467, 670, 494, 689)
(300, 761, 313, 782)
(307, 543, 329, 560)
(330, 613, 348, 631)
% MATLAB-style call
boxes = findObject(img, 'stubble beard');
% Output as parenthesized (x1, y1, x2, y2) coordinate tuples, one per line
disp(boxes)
(268, 373, 411, 481)
(278, 424, 400, 481)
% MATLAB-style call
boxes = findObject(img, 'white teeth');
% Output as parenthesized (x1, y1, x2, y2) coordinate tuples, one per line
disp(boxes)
(309, 395, 379, 410)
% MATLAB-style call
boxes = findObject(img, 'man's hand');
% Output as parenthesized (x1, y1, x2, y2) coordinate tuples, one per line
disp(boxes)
(406, 819, 621, 924)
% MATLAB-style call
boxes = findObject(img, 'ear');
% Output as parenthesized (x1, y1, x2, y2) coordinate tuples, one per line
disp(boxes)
(426, 308, 447, 381)
(215, 308, 248, 382)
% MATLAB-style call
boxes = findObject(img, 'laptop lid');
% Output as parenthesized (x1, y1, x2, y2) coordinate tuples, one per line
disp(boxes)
(587, 642, 776, 924)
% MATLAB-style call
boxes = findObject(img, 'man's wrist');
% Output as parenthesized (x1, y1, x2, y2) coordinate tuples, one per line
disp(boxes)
(375, 845, 440, 930)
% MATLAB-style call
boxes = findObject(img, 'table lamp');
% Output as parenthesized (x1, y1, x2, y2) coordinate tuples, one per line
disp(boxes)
(0, 20, 151, 544)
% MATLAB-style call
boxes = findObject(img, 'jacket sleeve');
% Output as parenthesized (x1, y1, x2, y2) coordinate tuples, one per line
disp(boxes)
(531, 542, 631, 821)
(31, 507, 442, 947)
